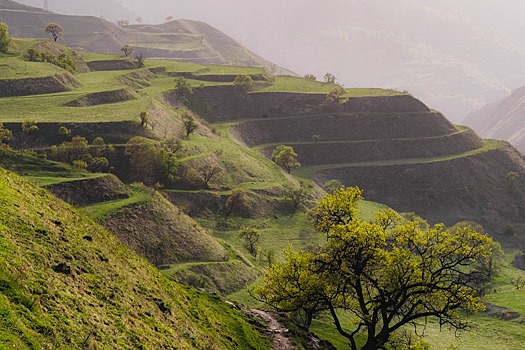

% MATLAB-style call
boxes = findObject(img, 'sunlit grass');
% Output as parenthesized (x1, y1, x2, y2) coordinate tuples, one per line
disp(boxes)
(81, 186, 154, 219)
(257, 75, 405, 95)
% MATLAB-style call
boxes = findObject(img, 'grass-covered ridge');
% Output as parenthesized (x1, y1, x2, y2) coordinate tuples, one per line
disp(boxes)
(257, 75, 405, 95)
(0, 167, 270, 349)
(0, 56, 64, 79)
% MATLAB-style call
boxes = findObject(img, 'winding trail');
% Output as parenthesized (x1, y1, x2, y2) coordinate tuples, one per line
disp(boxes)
(250, 309, 297, 350)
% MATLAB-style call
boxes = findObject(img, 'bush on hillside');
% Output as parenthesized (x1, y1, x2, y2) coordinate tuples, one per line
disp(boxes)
(233, 74, 254, 92)
(26, 47, 77, 73)
(125, 136, 178, 186)
(50, 135, 114, 173)
(0, 123, 12, 146)
(0, 22, 12, 53)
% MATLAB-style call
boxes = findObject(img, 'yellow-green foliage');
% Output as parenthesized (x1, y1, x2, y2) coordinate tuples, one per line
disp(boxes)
(310, 186, 363, 234)
(271, 144, 300, 173)
(0, 168, 270, 349)
(257, 187, 498, 349)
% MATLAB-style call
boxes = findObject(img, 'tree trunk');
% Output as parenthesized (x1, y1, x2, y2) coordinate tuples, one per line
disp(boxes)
(360, 339, 379, 350)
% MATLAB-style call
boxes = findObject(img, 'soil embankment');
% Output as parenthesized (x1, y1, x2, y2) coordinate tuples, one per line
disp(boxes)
(189, 86, 525, 238)
(66, 88, 137, 107)
(0, 72, 79, 97)
(46, 174, 130, 206)
(101, 192, 228, 266)
(314, 144, 525, 235)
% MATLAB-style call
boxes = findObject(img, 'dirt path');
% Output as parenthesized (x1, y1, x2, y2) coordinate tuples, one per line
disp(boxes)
(250, 309, 297, 350)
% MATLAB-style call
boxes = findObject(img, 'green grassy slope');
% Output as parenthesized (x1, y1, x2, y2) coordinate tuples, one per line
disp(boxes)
(0, 56, 64, 79)
(0, 167, 270, 349)
(257, 76, 404, 95)
(3, 35, 525, 349)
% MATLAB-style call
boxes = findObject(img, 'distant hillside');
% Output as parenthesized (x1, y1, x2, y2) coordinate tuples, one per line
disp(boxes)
(12, 0, 137, 21)
(0, 1, 292, 74)
(0, 167, 270, 349)
(119, 0, 525, 121)
(463, 86, 525, 154)
(0, 0, 42, 11)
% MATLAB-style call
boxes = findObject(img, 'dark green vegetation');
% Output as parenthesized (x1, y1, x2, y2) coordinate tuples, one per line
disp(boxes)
(0, 167, 271, 349)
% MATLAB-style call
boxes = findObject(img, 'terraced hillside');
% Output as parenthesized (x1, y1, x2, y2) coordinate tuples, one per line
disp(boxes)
(0, 39, 316, 294)
(3, 37, 525, 241)
(189, 83, 525, 239)
(0, 0, 291, 74)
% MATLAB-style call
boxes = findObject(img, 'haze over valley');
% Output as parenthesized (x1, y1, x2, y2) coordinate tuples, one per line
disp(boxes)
(13, 0, 525, 122)
(3, 1, 525, 349)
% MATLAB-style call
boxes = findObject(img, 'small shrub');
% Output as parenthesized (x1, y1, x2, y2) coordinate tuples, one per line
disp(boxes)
(57, 126, 72, 139)
(304, 74, 316, 81)
(88, 157, 110, 173)
(0, 22, 12, 53)
(233, 74, 254, 92)
(72, 159, 88, 170)
(22, 120, 38, 135)
(239, 226, 260, 258)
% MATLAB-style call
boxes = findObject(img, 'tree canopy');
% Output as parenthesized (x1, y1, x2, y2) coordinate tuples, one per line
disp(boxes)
(174, 77, 193, 102)
(121, 44, 133, 57)
(182, 113, 197, 138)
(256, 187, 499, 350)
(271, 145, 300, 173)
(325, 86, 348, 104)
(0, 22, 12, 53)
(125, 136, 178, 186)
(45, 22, 64, 42)
(233, 74, 254, 92)
(324, 72, 337, 83)
(239, 226, 260, 258)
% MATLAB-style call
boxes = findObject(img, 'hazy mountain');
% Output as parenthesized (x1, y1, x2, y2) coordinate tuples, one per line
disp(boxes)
(13, 0, 136, 21)
(117, 0, 525, 122)
(463, 86, 525, 154)
(0, 2, 291, 74)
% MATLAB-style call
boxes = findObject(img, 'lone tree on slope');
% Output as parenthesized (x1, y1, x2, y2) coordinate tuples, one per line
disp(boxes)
(271, 145, 300, 173)
(121, 44, 133, 57)
(45, 22, 64, 42)
(256, 187, 501, 350)
(0, 22, 12, 53)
